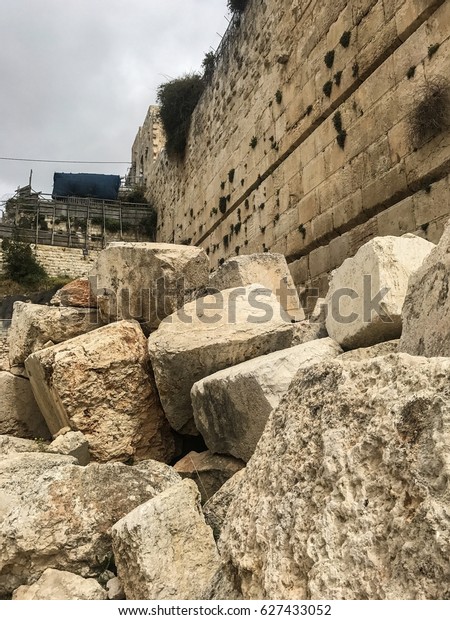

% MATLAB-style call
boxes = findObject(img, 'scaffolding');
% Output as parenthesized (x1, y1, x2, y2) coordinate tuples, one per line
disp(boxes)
(0, 193, 156, 251)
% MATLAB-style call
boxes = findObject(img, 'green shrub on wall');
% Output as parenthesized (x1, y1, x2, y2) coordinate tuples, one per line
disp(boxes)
(1, 237, 48, 286)
(157, 74, 205, 159)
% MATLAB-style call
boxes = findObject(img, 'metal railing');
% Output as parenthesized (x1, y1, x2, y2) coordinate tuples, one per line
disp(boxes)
(0, 194, 156, 250)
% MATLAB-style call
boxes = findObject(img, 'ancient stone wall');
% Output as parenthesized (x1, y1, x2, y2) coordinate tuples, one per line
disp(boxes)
(147, 0, 450, 296)
(0, 241, 100, 279)
(130, 105, 165, 187)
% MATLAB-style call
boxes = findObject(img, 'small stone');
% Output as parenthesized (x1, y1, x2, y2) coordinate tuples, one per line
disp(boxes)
(47, 431, 90, 465)
(106, 576, 125, 600)
(12, 568, 107, 600)
(174, 451, 244, 503)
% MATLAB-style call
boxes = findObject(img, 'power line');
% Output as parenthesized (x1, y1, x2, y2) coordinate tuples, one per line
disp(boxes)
(0, 156, 131, 164)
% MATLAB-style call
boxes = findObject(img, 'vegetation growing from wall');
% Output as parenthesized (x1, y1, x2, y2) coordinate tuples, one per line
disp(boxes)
(124, 188, 148, 204)
(157, 74, 205, 159)
(138, 207, 158, 240)
(202, 52, 216, 82)
(1, 237, 48, 286)
(408, 77, 450, 147)
(227, 0, 248, 14)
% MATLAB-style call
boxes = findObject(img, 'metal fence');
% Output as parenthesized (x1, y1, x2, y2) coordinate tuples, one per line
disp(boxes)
(0, 194, 156, 250)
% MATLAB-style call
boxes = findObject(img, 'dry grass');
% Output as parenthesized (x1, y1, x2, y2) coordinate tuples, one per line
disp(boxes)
(0, 276, 72, 298)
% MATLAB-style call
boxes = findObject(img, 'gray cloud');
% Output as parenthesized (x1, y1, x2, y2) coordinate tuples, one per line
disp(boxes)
(0, 0, 229, 201)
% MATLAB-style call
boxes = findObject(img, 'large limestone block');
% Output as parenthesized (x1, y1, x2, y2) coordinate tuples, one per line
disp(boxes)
(0, 371, 50, 440)
(324, 235, 434, 350)
(112, 480, 220, 600)
(25, 320, 175, 463)
(174, 451, 245, 503)
(203, 469, 246, 541)
(292, 320, 327, 345)
(400, 219, 450, 356)
(148, 285, 294, 434)
(8, 301, 101, 367)
(192, 338, 342, 461)
(12, 568, 107, 600)
(0, 455, 181, 596)
(50, 277, 97, 308)
(217, 354, 450, 600)
(90, 242, 210, 330)
(210, 253, 304, 319)
(339, 339, 398, 362)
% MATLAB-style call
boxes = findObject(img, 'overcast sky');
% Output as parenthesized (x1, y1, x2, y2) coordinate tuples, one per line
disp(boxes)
(0, 0, 230, 203)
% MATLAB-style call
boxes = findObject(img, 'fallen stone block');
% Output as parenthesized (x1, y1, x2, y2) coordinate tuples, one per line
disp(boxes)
(292, 320, 327, 345)
(0, 371, 50, 440)
(309, 297, 327, 323)
(339, 339, 398, 362)
(324, 235, 434, 350)
(90, 242, 209, 330)
(192, 338, 342, 461)
(0, 455, 181, 596)
(400, 218, 450, 356)
(50, 277, 97, 308)
(25, 320, 175, 463)
(47, 430, 90, 465)
(8, 301, 101, 367)
(112, 480, 220, 600)
(203, 469, 246, 542)
(174, 451, 245, 503)
(210, 253, 304, 320)
(217, 353, 450, 599)
(148, 284, 294, 435)
(12, 568, 107, 600)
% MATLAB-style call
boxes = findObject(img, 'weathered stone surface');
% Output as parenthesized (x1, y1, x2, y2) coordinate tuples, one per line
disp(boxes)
(203, 470, 246, 541)
(112, 480, 220, 600)
(292, 320, 327, 345)
(339, 339, 398, 362)
(210, 253, 304, 319)
(174, 451, 245, 504)
(0, 435, 49, 459)
(324, 235, 434, 350)
(8, 301, 101, 367)
(12, 568, 107, 600)
(217, 353, 450, 599)
(0, 371, 50, 440)
(90, 242, 209, 330)
(25, 320, 175, 463)
(0, 331, 9, 371)
(0, 455, 181, 596)
(192, 338, 342, 461)
(47, 431, 90, 465)
(50, 277, 97, 308)
(309, 298, 327, 323)
(148, 285, 294, 434)
(400, 220, 450, 357)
